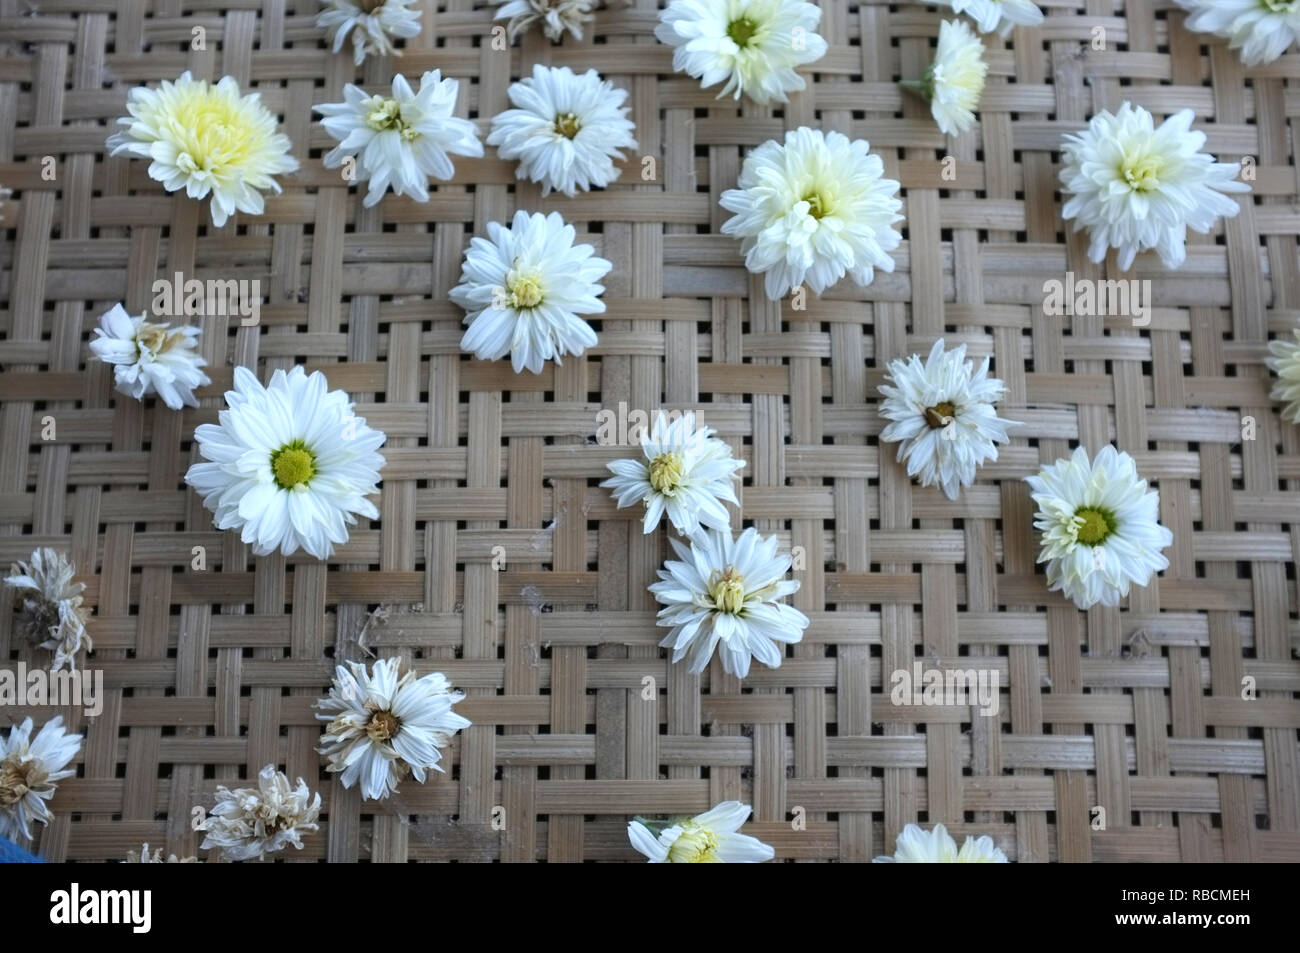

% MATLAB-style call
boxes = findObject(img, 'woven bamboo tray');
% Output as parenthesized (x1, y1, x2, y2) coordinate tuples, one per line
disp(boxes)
(1, 0, 1298, 863)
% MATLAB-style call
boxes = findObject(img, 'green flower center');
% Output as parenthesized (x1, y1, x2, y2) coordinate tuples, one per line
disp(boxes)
(708, 566, 746, 615)
(727, 17, 759, 47)
(924, 401, 956, 429)
(271, 440, 316, 490)
(506, 268, 545, 309)
(1074, 505, 1116, 546)
(1262, 0, 1296, 12)
(648, 451, 686, 494)
(554, 112, 582, 139)
(364, 96, 419, 142)
(802, 191, 830, 220)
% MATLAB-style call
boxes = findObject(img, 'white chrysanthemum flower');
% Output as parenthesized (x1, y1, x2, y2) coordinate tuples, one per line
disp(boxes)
(1026, 446, 1174, 610)
(628, 801, 774, 863)
(601, 411, 744, 535)
(495, 0, 597, 42)
(4, 548, 91, 672)
(878, 339, 1018, 500)
(1267, 325, 1300, 424)
(89, 303, 210, 411)
(453, 210, 610, 374)
(0, 717, 82, 842)
(315, 71, 483, 207)
(318, 0, 422, 66)
(124, 843, 198, 863)
(199, 764, 321, 861)
(316, 657, 470, 801)
(487, 66, 637, 198)
(873, 823, 1008, 863)
(106, 72, 298, 229)
(720, 127, 903, 300)
(915, 19, 987, 136)
(1173, 0, 1300, 67)
(649, 526, 808, 677)
(655, 0, 828, 104)
(944, 0, 1043, 36)
(185, 366, 387, 560)
(1059, 103, 1251, 271)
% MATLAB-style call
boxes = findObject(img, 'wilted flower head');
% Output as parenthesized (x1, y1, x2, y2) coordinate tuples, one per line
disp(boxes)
(124, 843, 199, 863)
(5, 548, 91, 672)
(495, 0, 597, 42)
(199, 764, 321, 861)
(0, 716, 82, 842)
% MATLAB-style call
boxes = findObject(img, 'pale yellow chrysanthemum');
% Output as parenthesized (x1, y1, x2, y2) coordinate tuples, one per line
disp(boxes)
(107, 72, 299, 228)
(919, 19, 988, 136)
(1267, 325, 1300, 424)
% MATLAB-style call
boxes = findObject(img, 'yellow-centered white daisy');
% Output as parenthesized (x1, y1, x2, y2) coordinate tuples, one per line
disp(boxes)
(4, 548, 91, 673)
(1026, 446, 1173, 610)
(1173, 0, 1300, 67)
(1059, 103, 1251, 271)
(650, 526, 808, 677)
(943, 0, 1043, 36)
(655, 0, 828, 104)
(89, 303, 210, 410)
(318, 0, 422, 66)
(316, 657, 470, 801)
(1267, 324, 1300, 424)
(878, 339, 1018, 500)
(0, 716, 82, 842)
(601, 411, 744, 536)
(200, 764, 321, 861)
(453, 210, 611, 374)
(874, 823, 1008, 862)
(315, 71, 483, 207)
(908, 19, 987, 137)
(628, 801, 774, 862)
(106, 72, 298, 228)
(185, 366, 387, 561)
(488, 65, 637, 198)
(720, 127, 903, 300)
(495, 0, 596, 42)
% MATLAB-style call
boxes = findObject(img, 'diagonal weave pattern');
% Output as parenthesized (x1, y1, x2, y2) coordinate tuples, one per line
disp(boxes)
(1, 0, 1299, 863)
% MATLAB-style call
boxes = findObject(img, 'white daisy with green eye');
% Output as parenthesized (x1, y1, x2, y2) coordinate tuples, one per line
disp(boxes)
(185, 365, 387, 560)
(1025, 446, 1174, 610)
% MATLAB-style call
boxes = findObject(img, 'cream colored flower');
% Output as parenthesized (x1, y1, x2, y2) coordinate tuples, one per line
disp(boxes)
(0, 716, 82, 842)
(495, 0, 597, 42)
(316, 657, 470, 801)
(4, 548, 91, 672)
(1059, 103, 1251, 271)
(874, 823, 1008, 862)
(124, 843, 199, 863)
(318, 0, 422, 66)
(911, 19, 987, 136)
(199, 764, 321, 861)
(106, 72, 298, 228)
(1267, 324, 1300, 424)
(628, 801, 774, 862)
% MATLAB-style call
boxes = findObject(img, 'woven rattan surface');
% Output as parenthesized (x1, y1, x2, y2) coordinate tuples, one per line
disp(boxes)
(2, 0, 1299, 863)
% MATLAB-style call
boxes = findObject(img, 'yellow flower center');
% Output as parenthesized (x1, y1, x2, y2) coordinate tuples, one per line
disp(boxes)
(366, 709, 400, 743)
(270, 440, 316, 490)
(727, 17, 759, 47)
(135, 322, 174, 357)
(648, 451, 686, 494)
(0, 756, 32, 806)
(924, 401, 956, 430)
(1073, 506, 1115, 546)
(554, 112, 582, 139)
(506, 268, 545, 309)
(708, 566, 746, 615)
(668, 823, 721, 863)
(1120, 153, 1164, 192)
(365, 96, 420, 141)
(802, 191, 830, 220)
